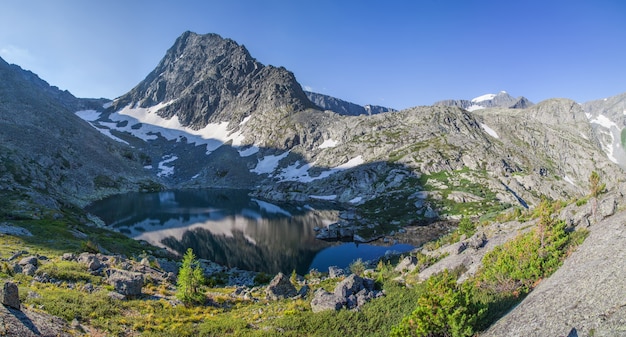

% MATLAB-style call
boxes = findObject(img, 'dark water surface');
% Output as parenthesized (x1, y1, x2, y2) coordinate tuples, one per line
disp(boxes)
(86, 189, 413, 274)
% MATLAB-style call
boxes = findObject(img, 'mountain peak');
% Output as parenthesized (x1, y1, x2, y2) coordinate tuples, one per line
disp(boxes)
(109, 31, 314, 129)
(435, 91, 533, 111)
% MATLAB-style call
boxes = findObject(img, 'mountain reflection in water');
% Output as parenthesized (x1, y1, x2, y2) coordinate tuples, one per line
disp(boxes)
(86, 189, 412, 274)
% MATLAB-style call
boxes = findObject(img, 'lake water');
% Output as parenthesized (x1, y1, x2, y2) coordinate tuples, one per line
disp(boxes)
(86, 189, 413, 275)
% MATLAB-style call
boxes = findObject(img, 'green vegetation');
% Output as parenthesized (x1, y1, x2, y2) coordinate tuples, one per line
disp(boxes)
(621, 127, 626, 148)
(391, 270, 484, 337)
(37, 260, 101, 283)
(176, 248, 206, 305)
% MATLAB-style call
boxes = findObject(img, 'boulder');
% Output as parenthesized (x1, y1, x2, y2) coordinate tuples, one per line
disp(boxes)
(310, 289, 345, 313)
(22, 264, 37, 276)
(1, 281, 20, 310)
(61, 253, 76, 261)
(107, 269, 144, 296)
(18, 256, 38, 267)
(328, 266, 346, 278)
(78, 253, 102, 271)
(334, 274, 364, 298)
(598, 196, 616, 219)
(265, 272, 297, 300)
(297, 285, 310, 298)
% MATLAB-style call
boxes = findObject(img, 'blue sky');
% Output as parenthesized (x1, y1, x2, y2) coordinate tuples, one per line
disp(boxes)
(1, 0, 625, 110)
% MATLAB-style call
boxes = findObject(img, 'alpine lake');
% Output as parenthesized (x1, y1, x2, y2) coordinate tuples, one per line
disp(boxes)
(86, 189, 414, 275)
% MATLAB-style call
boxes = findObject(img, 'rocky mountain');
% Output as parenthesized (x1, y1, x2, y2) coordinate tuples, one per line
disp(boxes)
(0, 56, 156, 208)
(434, 91, 533, 111)
(305, 91, 395, 116)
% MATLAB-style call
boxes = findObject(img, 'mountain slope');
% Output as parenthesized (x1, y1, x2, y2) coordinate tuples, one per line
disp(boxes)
(483, 194, 626, 336)
(0, 56, 154, 207)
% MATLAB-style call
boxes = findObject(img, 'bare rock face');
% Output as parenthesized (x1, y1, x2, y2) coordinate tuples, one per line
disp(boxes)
(265, 272, 297, 300)
(0, 281, 20, 310)
(483, 207, 626, 337)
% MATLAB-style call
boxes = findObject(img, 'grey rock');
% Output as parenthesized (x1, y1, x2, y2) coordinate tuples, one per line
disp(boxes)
(310, 289, 345, 313)
(328, 266, 346, 278)
(107, 269, 144, 296)
(77, 253, 101, 271)
(21, 264, 37, 276)
(18, 256, 38, 267)
(265, 272, 297, 300)
(61, 253, 75, 261)
(598, 196, 616, 219)
(334, 274, 364, 298)
(467, 232, 488, 250)
(1, 281, 20, 310)
(394, 255, 418, 273)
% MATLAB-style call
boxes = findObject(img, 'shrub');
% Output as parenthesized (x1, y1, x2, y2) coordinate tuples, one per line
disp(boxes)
(391, 270, 484, 337)
(349, 258, 366, 276)
(457, 216, 476, 238)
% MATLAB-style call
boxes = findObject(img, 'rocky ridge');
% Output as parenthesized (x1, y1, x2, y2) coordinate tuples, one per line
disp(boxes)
(305, 90, 396, 116)
(434, 91, 533, 111)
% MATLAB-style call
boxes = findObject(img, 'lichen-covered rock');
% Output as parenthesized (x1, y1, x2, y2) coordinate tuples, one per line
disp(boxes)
(328, 266, 346, 278)
(77, 253, 102, 271)
(310, 289, 345, 313)
(394, 255, 418, 273)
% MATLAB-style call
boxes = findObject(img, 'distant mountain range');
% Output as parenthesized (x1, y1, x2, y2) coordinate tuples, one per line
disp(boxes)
(434, 91, 534, 111)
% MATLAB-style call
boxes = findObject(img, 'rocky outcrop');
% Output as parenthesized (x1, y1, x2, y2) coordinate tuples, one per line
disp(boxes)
(483, 202, 626, 337)
(310, 274, 382, 312)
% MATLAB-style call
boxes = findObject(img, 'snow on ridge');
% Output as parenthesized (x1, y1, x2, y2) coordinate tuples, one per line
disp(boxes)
(480, 123, 499, 139)
(590, 114, 618, 130)
(319, 138, 339, 149)
(238, 145, 260, 157)
(471, 93, 496, 103)
(466, 105, 485, 112)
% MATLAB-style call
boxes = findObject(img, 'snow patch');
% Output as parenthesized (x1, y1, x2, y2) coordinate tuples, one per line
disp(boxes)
(349, 196, 363, 204)
(590, 114, 619, 130)
(466, 105, 485, 112)
(157, 155, 178, 177)
(143, 165, 153, 169)
(102, 102, 112, 109)
(251, 151, 290, 175)
(580, 132, 589, 140)
(238, 145, 260, 157)
(75, 110, 102, 122)
(240, 115, 252, 125)
(318, 138, 339, 149)
(471, 93, 496, 103)
(310, 195, 337, 201)
(480, 123, 499, 139)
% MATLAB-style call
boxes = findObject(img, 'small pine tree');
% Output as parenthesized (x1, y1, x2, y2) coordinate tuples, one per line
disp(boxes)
(176, 248, 205, 305)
